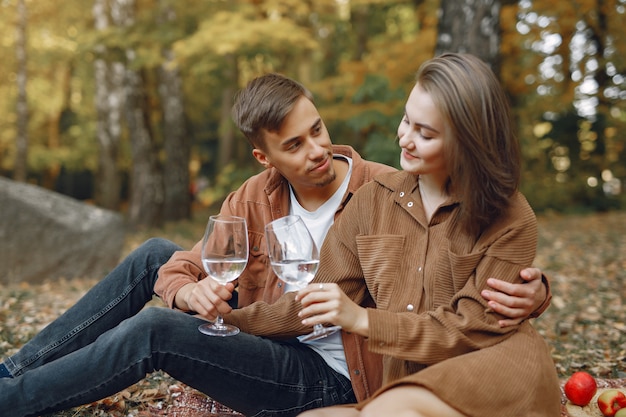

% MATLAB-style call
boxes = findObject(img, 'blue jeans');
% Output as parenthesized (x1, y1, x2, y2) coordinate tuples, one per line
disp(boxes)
(0, 238, 355, 417)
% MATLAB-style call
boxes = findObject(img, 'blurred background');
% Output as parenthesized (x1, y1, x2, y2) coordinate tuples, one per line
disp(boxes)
(0, 0, 624, 229)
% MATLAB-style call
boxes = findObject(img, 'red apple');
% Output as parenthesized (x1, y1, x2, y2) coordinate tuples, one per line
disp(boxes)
(597, 389, 626, 417)
(564, 371, 597, 406)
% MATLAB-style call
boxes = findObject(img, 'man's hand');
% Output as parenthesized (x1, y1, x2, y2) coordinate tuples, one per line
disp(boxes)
(175, 279, 235, 321)
(481, 267, 546, 328)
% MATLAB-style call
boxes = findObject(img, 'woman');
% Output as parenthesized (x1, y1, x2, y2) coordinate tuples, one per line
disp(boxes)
(288, 53, 562, 416)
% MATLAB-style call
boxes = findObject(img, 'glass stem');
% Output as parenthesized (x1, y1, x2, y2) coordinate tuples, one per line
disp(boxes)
(215, 315, 226, 329)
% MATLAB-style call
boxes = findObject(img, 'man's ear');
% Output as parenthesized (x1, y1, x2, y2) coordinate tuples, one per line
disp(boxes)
(252, 148, 272, 169)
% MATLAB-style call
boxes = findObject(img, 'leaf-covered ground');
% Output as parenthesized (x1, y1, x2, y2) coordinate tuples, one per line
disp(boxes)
(1, 210, 625, 416)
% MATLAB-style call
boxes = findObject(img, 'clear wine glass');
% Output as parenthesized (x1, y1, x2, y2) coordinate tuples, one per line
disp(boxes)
(264, 215, 341, 341)
(198, 215, 248, 337)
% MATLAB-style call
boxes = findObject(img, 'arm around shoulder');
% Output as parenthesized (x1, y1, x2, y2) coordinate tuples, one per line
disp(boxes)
(528, 270, 552, 318)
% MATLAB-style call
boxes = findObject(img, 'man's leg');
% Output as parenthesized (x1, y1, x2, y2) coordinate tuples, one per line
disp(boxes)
(2, 238, 180, 377)
(0, 307, 355, 417)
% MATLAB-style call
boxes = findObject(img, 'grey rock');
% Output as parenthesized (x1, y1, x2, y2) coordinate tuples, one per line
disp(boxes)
(0, 177, 126, 284)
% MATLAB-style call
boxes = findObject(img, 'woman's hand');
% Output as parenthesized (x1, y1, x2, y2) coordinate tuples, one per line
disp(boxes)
(295, 283, 369, 337)
(175, 280, 235, 321)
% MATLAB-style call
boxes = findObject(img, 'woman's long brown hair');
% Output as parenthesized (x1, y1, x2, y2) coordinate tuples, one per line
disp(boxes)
(416, 53, 521, 236)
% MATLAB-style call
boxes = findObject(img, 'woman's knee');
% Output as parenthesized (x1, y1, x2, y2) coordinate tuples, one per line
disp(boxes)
(360, 386, 464, 417)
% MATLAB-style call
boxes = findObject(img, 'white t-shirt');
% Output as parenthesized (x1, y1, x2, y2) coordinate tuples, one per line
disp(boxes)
(288, 155, 353, 379)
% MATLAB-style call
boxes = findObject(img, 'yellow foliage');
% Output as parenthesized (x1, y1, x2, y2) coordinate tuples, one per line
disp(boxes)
(174, 9, 319, 61)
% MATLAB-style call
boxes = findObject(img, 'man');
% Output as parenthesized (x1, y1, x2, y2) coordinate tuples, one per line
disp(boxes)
(0, 73, 549, 417)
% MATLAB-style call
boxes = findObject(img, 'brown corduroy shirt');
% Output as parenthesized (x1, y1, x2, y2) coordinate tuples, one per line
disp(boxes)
(224, 171, 560, 416)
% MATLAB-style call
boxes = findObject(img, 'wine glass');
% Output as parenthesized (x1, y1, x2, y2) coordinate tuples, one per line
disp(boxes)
(264, 215, 341, 341)
(198, 215, 248, 337)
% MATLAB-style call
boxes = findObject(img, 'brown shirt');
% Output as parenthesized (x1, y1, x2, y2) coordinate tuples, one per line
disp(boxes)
(225, 171, 561, 416)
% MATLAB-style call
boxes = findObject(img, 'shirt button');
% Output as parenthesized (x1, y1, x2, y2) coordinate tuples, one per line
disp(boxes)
(277, 282, 283, 287)
(417, 266, 422, 272)
(253, 246, 259, 251)
(407, 202, 414, 207)
(407, 304, 414, 312)
(353, 369, 361, 375)
(399, 192, 405, 197)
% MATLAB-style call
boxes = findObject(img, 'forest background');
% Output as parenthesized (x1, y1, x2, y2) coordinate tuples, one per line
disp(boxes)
(0, 0, 625, 229)
(1, 1, 626, 415)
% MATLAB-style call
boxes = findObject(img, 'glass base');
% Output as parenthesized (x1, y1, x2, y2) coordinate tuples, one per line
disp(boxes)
(198, 322, 240, 337)
(300, 325, 342, 342)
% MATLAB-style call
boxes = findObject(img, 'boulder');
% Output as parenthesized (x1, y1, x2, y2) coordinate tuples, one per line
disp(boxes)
(0, 177, 126, 284)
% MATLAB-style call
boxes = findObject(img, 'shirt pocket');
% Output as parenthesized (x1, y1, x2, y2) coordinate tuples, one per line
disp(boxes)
(238, 230, 268, 291)
(433, 246, 485, 308)
(356, 234, 405, 311)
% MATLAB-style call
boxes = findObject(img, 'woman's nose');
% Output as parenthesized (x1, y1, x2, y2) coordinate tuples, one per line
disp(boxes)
(398, 129, 414, 148)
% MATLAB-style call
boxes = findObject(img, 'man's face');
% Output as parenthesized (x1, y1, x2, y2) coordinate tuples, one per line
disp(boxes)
(253, 96, 336, 190)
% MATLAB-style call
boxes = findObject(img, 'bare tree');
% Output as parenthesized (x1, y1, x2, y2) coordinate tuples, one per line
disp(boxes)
(159, 3, 191, 221)
(93, 0, 124, 210)
(116, 0, 164, 228)
(125, 65, 164, 227)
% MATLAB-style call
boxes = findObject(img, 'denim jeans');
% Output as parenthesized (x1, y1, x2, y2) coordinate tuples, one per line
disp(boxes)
(0, 238, 355, 417)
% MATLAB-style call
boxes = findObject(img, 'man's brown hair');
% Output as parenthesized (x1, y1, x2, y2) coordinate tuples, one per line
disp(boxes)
(232, 73, 315, 150)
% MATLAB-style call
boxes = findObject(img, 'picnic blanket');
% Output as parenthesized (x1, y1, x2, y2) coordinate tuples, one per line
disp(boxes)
(125, 378, 626, 416)
(92, 378, 626, 417)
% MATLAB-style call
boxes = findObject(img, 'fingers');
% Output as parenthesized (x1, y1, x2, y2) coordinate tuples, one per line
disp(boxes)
(483, 296, 528, 327)
(186, 280, 234, 320)
(483, 278, 535, 325)
(297, 284, 338, 315)
(297, 283, 343, 325)
(485, 277, 531, 297)
(295, 282, 333, 301)
(295, 283, 369, 336)
(520, 267, 542, 282)
(496, 317, 524, 328)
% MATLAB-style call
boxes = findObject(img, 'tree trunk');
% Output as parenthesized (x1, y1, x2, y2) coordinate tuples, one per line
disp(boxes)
(92, 0, 123, 210)
(217, 54, 238, 172)
(351, 5, 369, 61)
(125, 66, 164, 228)
(115, 0, 164, 228)
(159, 4, 191, 221)
(14, 0, 28, 183)
(435, 0, 503, 70)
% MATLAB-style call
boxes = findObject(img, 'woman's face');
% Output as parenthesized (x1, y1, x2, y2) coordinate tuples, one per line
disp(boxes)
(397, 83, 447, 177)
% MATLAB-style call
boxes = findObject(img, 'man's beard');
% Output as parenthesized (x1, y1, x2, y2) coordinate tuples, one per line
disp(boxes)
(314, 171, 336, 188)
